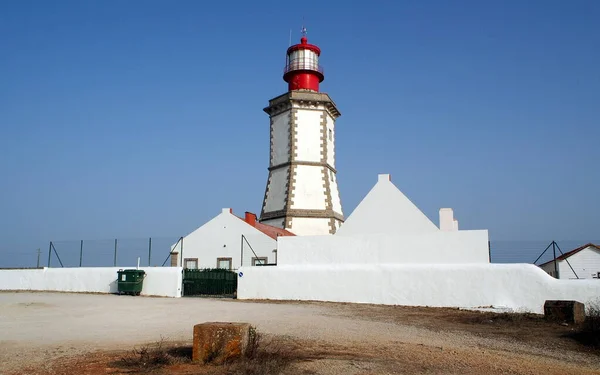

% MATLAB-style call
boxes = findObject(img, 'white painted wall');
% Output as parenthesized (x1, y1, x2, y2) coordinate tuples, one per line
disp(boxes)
(325, 112, 335, 168)
(237, 263, 600, 314)
(172, 209, 277, 269)
(278, 230, 490, 265)
(264, 167, 289, 213)
(290, 165, 327, 209)
(294, 108, 323, 162)
(539, 246, 600, 280)
(540, 261, 559, 278)
(329, 170, 343, 216)
(336, 174, 440, 236)
(559, 246, 600, 279)
(271, 112, 290, 166)
(288, 217, 331, 236)
(0, 267, 183, 297)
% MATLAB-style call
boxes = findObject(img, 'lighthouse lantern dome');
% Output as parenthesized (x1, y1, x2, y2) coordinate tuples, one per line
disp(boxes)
(283, 35, 324, 92)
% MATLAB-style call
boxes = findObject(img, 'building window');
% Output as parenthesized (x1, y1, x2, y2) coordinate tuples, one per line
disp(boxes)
(330, 172, 334, 182)
(252, 257, 268, 266)
(217, 257, 232, 270)
(328, 128, 332, 141)
(184, 258, 198, 269)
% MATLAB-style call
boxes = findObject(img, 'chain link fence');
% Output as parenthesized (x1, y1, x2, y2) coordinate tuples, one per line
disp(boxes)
(41, 236, 182, 268)
(489, 240, 600, 264)
(2, 238, 598, 269)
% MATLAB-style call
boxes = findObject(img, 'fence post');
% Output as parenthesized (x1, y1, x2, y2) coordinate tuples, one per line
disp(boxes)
(47, 241, 52, 267)
(180, 237, 184, 268)
(36, 248, 41, 268)
(114, 239, 118, 267)
(148, 237, 152, 266)
(240, 235, 244, 268)
(552, 241, 558, 278)
(79, 240, 83, 267)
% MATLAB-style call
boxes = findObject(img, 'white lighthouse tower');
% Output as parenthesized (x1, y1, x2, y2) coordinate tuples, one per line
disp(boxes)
(259, 30, 344, 235)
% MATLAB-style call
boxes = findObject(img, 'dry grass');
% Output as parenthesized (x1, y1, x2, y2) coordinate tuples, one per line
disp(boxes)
(114, 337, 191, 372)
(111, 329, 301, 375)
(223, 331, 300, 375)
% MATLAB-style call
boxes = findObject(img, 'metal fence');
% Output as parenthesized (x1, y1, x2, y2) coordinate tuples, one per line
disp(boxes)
(3, 238, 598, 269)
(43, 236, 182, 268)
(488, 240, 599, 264)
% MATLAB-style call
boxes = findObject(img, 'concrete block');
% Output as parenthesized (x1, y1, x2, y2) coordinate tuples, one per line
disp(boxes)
(192, 322, 252, 364)
(544, 300, 585, 324)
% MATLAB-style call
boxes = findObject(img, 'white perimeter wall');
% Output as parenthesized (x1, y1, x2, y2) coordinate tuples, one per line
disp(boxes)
(237, 264, 600, 314)
(0, 267, 183, 297)
(278, 230, 490, 265)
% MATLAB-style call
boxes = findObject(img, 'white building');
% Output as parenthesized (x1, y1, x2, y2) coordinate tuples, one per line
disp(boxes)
(259, 34, 344, 236)
(238, 174, 600, 313)
(170, 209, 294, 270)
(539, 243, 600, 279)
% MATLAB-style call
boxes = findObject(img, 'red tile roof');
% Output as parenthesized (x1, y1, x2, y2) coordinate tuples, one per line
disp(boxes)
(235, 211, 295, 239)
(253, 221, 296, 239)
(538, 243, 599, 267)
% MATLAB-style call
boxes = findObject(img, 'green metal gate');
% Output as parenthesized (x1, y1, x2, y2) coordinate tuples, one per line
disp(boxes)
(183, 268, 238, 297)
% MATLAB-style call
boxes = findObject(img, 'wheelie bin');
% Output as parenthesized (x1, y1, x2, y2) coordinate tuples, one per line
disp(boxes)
(117, 269, 145, 296)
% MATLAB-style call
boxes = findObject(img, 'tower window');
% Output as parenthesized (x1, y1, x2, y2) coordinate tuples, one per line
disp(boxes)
(330, 172, 334, 182)
(328, 129, 332, 141)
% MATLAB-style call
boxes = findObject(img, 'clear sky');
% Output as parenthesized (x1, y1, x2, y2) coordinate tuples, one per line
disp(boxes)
(1, 0, 598, 267)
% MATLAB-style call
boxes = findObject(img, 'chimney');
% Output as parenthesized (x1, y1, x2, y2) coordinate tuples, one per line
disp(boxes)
(378, 173, 391, 182)
(439, 208, 455, 231)
(245, 212, 257, 227)
(453, 219, 459, 231)
(222, 208, 233, 214)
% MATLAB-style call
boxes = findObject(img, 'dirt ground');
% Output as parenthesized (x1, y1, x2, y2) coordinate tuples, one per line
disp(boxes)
(0, 292, 598, 375)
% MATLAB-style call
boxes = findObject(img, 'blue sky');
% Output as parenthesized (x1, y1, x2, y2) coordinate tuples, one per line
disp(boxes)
(1, 0, 598, 267)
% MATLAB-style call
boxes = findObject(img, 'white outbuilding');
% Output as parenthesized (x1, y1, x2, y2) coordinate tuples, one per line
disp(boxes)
(170, 209, 294, 270)
(538, 243, 600, 279)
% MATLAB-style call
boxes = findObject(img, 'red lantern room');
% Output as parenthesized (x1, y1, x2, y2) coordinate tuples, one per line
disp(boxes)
(283, 30, 324, 92)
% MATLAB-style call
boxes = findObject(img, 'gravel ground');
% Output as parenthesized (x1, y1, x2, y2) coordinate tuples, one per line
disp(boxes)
(0, 292, 598, 374)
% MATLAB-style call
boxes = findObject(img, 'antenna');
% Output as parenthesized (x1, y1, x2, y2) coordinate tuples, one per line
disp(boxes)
(289, 28, 292, 47)
(301, 16, 307, 38)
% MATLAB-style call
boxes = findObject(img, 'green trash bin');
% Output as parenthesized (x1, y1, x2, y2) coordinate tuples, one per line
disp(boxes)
(117, 269, 146, 296)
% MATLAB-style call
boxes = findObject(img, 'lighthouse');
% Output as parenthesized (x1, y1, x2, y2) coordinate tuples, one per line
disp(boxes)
(259, 30, 344, 235)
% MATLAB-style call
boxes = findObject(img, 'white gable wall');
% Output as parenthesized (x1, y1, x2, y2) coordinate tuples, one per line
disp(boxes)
(173, 209, 277, 269)
(336, 174, 439, 236)
(558, 246, 600, 279)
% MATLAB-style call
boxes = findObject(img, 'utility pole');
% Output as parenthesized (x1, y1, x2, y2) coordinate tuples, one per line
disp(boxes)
(36, 248, 41, 268)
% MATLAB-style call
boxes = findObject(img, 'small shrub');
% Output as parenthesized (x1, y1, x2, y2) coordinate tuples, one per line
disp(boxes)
(224, 329, 296, 375)
(116, 338, 176, 371)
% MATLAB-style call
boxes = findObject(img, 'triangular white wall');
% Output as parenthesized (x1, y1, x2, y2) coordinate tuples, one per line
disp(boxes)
(172, 209, 277, 268)
(336, 174, 439, 236)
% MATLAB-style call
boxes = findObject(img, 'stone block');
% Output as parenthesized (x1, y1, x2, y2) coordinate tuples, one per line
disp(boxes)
(192, 322, 252, 364)
(543, 300, 585, 324)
